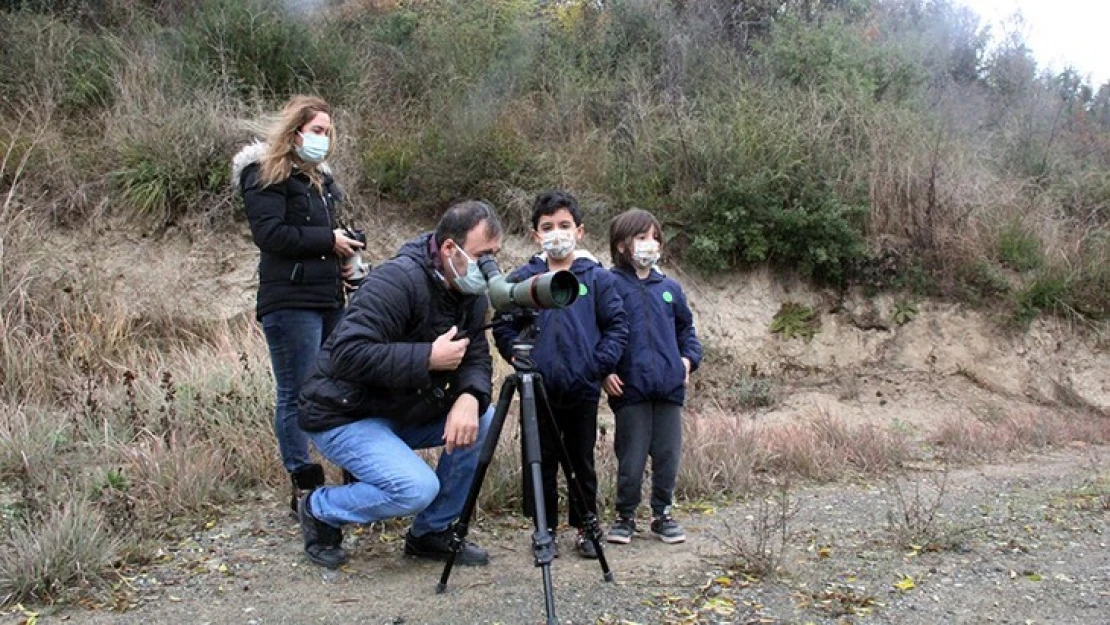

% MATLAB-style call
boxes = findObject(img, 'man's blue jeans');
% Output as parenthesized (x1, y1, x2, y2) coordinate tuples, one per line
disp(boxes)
(306, 407, 494, 535)
(261, 308, 341, 473)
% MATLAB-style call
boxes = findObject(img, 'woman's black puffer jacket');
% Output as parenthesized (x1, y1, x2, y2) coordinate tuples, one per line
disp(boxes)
(233, 142, 345, 319)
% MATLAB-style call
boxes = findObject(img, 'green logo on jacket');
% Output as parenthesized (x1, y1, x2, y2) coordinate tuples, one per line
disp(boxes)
(662, 291, 673, 303)
(579, 284, 589, 297)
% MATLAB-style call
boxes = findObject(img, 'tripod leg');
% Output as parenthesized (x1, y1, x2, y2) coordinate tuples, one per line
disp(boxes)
(436, 376, 517, 593)
(519, 374, 559, 625)
(534, 380, 615, 582)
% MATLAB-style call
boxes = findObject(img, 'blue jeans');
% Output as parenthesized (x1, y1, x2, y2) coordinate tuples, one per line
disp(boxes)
(261, 307, 342, 473)
(305, 407, 493, 534)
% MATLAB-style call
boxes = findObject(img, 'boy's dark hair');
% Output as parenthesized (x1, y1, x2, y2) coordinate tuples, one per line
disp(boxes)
(531, 190, 582, 230)
(435, 200, 503, 247)
(609, 208, 663, 268)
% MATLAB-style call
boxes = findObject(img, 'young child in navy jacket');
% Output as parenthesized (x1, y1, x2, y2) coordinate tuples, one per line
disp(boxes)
(603, 208, 702, 545)
(493, 191, 629, 558)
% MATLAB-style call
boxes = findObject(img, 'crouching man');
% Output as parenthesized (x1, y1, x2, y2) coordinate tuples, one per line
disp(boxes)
(296, 200, 503, 569)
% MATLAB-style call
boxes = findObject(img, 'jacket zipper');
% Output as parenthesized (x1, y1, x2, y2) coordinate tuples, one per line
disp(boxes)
(309, 190, 342, 290)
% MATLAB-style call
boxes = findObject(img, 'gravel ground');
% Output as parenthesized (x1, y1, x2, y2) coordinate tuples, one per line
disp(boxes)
(18, 447, 1108, 625)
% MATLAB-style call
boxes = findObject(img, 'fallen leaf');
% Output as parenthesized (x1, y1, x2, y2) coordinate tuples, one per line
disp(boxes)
(893, 575, 915, 592)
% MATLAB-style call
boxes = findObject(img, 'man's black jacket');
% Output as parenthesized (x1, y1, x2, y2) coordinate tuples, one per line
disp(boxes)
(298, 233, 493, 432)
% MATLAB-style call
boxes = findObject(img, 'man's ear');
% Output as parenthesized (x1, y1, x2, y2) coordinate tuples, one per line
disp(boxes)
(531, 230, 543, 246)
(574, 224, 585, 240)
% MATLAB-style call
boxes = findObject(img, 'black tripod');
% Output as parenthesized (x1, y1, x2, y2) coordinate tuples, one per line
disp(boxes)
(437, 313, 614, 624)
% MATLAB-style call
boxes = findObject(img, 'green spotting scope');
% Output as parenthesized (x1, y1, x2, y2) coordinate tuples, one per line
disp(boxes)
(477, 255, 579, 311)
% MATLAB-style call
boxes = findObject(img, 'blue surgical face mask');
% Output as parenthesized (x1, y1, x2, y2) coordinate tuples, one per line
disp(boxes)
(449, 245, 488, 294)
(296, 132, 329, 163)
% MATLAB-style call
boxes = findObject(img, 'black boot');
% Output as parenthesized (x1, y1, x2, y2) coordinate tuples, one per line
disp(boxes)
(289, 463, 326, 514)
(298, 493, 348, 569)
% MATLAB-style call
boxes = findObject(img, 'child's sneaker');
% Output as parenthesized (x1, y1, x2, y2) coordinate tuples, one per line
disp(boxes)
(576, 529, 599, 559)
(650, 514, 686, 544)
(606, 516, 636, 544)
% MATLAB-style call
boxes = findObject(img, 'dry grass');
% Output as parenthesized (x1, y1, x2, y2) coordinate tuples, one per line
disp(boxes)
(763, 410, 913, 480)
(0, 498, 119, 606)
(714, 478, 798, 578)
(930, 408, 1110, 462)
(676, 410, 768, 499)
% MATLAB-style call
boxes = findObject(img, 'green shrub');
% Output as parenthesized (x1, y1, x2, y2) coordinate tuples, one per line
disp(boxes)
(396, 116, 544, 210)
(770, 302, 819, 341)
(0, 13, 120, 112)
(175, 0, 359, 102)
(107, 104, 236, 228)
(1013, 267, 1072, 325)
(957, 259, 1012, 304)
(685, 179, 868, 281)
(996, 220, 1044, 271)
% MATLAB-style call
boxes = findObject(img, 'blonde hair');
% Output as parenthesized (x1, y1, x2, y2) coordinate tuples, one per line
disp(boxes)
(258, 95, 335, 191)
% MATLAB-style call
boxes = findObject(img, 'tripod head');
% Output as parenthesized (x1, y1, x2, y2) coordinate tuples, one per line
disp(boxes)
(494, 309, 539, 373)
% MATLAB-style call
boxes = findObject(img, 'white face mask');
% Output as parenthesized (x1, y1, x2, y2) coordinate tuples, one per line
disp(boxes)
(632, 239, 660, 269)
(296, 132, 329, 163)
(541, 229, 576, 260)
(448, 245, 488, 294)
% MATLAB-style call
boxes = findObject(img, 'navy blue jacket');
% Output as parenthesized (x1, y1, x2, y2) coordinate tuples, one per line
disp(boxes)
(298, 233, 493, 431)
(607, 266, 702, 410)
(493, 252, 628, 405)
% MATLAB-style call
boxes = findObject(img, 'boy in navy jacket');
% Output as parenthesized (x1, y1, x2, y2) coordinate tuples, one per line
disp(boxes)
(493, 191, 628, 558)
(603, 208, 702, 545)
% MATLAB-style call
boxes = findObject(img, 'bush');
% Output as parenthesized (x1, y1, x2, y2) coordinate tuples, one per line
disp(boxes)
(174, 0, 360, 103)
(0, 12, 121, 112)
(107, 102, 238, 228)
(996, 220, 1044, 271)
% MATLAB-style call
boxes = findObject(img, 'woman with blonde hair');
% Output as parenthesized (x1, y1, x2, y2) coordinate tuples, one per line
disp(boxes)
(231, 95, 365, 513)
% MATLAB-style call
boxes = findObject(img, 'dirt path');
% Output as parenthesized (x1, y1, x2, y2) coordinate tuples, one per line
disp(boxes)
(19, 447, 1104, 625)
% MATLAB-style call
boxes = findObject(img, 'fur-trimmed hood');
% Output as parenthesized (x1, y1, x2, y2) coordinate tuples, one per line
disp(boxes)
(231, 141, 333, 190)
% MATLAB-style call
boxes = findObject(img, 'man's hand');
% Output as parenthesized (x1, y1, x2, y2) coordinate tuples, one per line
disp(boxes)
(602, 373, 624, 397)
(443, 393, 480, 454)
(682, 357, 691, 386)
(429, 326, 469, 371)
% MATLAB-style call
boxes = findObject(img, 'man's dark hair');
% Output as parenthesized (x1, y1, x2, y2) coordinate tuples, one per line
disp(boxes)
(609, 208, 663, 269)
(531, 190, 582, 230)
(435, 200, 503, 247)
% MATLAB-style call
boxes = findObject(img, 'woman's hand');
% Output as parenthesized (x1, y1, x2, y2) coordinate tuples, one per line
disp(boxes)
(333, 229, 365, 257)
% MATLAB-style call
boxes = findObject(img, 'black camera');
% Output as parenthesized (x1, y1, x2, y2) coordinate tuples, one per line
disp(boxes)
(476, 255, 579, 312)
(343, 228, 370, 285)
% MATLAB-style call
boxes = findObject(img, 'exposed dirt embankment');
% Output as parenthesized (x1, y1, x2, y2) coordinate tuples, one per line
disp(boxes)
(57, 222, 1108, 429)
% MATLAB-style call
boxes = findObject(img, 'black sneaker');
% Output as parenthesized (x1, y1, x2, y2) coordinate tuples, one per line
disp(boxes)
(298, 493, 348, 569)
(650, 514, 686, 544)
(576, 529, 599, 559)
(404, 528, 490, 566)
(606, 516, 636, 544)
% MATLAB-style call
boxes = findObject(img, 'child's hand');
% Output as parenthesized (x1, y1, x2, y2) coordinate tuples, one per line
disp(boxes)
(603, 374, 624, 397)
(682, 357, 691, 386)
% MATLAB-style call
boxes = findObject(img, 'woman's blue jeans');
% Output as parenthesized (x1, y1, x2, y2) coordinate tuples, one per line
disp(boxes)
(261, 307, 342, 473)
